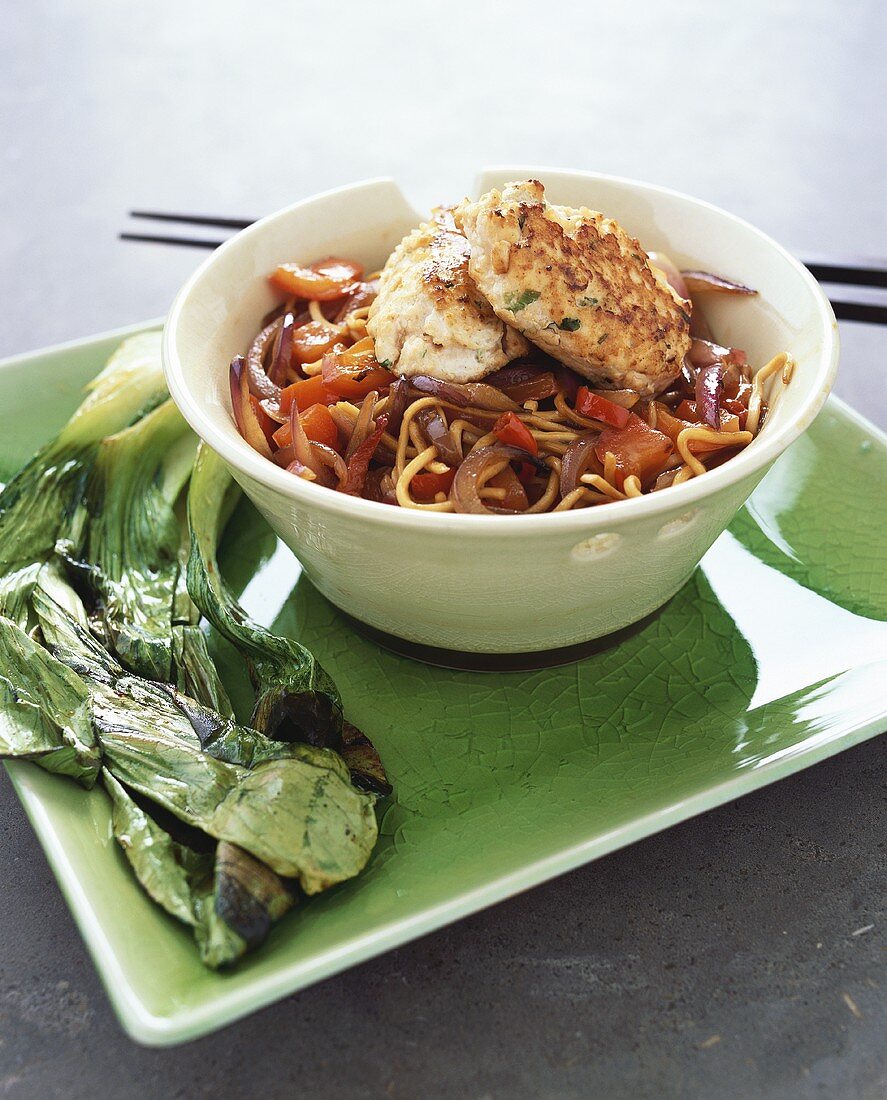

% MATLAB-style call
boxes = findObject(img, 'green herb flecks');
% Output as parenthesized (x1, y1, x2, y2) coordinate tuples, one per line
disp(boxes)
(504, 289, 540, 313)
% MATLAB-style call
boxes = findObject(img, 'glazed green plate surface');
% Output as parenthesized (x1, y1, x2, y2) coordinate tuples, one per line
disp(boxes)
(3, 323, 886, 1045)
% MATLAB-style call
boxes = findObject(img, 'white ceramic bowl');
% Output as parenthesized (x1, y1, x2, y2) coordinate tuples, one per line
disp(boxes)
(163, 167, 838, 654)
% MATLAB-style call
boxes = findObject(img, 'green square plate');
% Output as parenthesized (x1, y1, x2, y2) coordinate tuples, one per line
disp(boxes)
(3, 322, 886, 1046)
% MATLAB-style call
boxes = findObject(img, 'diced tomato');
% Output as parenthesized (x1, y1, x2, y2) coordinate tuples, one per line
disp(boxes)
(410, 467, 456, 500)
(248, 395, 279, 446)
(595, 413, 674, 487)
(492, 411, 538, 454)
(273, 402, 339, 450)
(291, 321, 343, 365)
(279, 374, 336, 416)
(655, 400, 741, 456)
(650, 402, 688, 445)
(322, 339, 396, 400)
(270, 257, 364, 301)
(575, 387, 632, 428)
(722, 398, 749, 429)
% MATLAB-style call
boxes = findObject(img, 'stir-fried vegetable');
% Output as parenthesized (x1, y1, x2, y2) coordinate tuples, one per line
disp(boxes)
(0, 335, 389, 968)
(234, 251, 784, 513)
(595, 414, 675, 488)
(493, 411, 538, 454)
(575, 387, 632, 429)
(270, 258, 364, 301)
(187, 443, 345, 748)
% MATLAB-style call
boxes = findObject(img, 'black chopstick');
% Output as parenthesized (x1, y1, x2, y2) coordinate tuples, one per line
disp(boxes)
(120, 232, 225, 249)
(120, 211, 887, 325)
(798, 253, 887, 290)
(824, 291, 887, 325)
(129, 210, 256, 231)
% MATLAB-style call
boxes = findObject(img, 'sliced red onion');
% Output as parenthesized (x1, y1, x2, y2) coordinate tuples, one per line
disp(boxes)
(307, 443, 346, 489)
(559, 434, 602, 497)
(409, 375, 518, 412)
(363, 466, 398, 505)
(286, 459, 316, 481)
(651, 468, 679, 492)
(344, 391, 378, 461)
(259, 397, 286, 424)
(289, 401, 318, 472)
(246, 317, 283, 400)
(648, 251, 690, 301)
(343, 415, 388, 495)
(267, 310, 295, 386)
(334, 279, 380, 322)
(230, 356, 271, 457)
(416, 407, 462, 466)
(450, 445, 544, 514)
(695, 361, 724, 430)
(385, 377, 410, 438)
(681, 270, 757, 296)
(687, 338, 731, 369)
(680, 358, 697, 390)
(484, 362, 548, 388)
(554, 365, 581, 403)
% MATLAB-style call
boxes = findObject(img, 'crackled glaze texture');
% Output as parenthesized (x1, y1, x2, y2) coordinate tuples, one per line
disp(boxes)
(2, 327, 883, 1044)
(163, 170, 838, 652)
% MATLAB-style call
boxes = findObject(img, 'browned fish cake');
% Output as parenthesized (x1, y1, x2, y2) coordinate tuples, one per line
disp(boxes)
(367, 212, 528, 383)
(457, 180, 691, 395)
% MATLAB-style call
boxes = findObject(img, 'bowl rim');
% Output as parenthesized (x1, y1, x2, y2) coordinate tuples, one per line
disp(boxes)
(163, 166, 839, 535)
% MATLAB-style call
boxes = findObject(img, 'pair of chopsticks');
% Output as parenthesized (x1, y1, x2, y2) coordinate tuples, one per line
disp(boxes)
(120, 210, 887, 325)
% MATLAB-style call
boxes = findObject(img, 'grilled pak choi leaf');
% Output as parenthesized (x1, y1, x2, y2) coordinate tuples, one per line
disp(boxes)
(187, 444, 343, 748)
(103, 770, 292, 967)
(28, 569, 378, 891)
(0, 333, 388, 965)
(0, 333, 167, 578)
(57, 398, 198, 682)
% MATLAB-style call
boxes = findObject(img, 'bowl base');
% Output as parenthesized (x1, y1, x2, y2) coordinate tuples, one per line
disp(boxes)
(338, 607, 665, 672)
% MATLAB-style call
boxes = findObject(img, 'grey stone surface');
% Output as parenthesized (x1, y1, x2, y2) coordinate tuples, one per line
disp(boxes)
(1, 1, 885, 1096)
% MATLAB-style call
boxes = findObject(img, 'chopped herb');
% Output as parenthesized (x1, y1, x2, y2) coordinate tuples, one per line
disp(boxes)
(578, 296, 599, 308)
(557, 317, 580, 331)
(678, 309, 691, 325)
(504, 289, 540, 313)
(378, 358, 392, 368)
(597, 333, 609, 345)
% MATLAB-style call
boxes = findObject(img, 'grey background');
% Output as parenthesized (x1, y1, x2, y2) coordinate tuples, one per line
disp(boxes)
(1, 1, 885, 1096)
